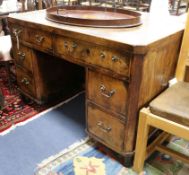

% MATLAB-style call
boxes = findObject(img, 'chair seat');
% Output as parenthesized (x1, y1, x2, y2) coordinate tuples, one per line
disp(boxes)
(150, 81, 189, 127)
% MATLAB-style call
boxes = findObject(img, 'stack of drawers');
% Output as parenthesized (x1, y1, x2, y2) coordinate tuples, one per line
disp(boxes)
(11, 25, 53, 101)
(11, 25, 37, 98)
(86, 51, 131, 153)
(10, 24, 84, 103)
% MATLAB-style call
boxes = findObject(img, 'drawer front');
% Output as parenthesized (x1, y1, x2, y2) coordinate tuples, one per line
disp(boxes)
(54, 35, 89, 61)
(9, 24, 25, 41)
(87, 104, 124, 152)
(16, 67, 36, 96)
(88, 45, 131, 77)
(12, 42, 33, 72)
(54, 35, 131, 77)
(87, 70, 128, 115)
(25, 28, 52, 51)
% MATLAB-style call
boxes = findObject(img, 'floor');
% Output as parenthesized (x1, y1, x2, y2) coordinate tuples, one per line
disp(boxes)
(0, 93, 86, 175)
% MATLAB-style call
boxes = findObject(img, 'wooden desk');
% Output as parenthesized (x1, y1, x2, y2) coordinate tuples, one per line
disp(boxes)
(8, 11, 184, 165)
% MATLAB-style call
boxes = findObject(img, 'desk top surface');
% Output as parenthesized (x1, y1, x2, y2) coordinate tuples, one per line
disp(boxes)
(8, 10, 186, 48)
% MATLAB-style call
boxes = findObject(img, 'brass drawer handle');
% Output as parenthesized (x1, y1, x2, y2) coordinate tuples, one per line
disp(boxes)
(17, 51, 26, 61)
(64, 41, 68, 48)
(35, 35, 44, 43)
(13, 28, 22, 50)
(112, 56, 120, 62)
(97, 121, 112, 133)
(69, 42, 78, 53)
(72, 42, 77, 49)
(100, 52, 106, 59)
(13, 28, 22, 36)
(64, 42, 77, 52)
(21, 78, 30, 85)
(100, 84, 116, 98)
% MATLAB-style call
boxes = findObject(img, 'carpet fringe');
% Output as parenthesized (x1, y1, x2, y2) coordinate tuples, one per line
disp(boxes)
(37, 137, 89, 168)
(0, 91, 84, 136)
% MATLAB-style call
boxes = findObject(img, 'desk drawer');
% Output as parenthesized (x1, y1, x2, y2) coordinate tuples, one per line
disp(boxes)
(87, 70, 128, 115)
(54, 35, 131, 77)
(54, 35, 89, 61)
(25, 28, 52, 51)
(88, 46, 131, 77)
(16, 67, 36, 96)
(12, 42, 33, 73)
(87, 104, 124, 152)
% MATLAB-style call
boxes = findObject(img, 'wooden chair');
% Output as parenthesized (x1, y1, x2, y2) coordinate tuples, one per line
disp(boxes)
(36, 0, 56, 9)
(20, 0, 56, 11)
(124, 0, 150, 11)
(133, 10, 189, 173)
(171, 0, 189, 15)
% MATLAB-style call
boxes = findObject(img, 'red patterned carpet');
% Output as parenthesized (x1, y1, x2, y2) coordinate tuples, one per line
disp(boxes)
(0, 66, 45, 133)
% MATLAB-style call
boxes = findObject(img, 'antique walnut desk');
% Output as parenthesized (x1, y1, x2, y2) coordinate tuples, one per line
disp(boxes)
(8, 11, 184, 165)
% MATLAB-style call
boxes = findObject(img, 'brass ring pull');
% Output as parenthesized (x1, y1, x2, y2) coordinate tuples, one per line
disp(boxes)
(64, 41, 68, 48)
(13, 28, 22, 36)
(97, 121, 112, 133)
(69, 42, 78, 53)
(13, 28, 22, 50)
(35, 35, 44, 43)
(72, 42, 77, 49)
(21, 78, 30, 85)
(112, 55, 120, 62)
(17, 52, 25, 61)
(99, 84, 115, 98)
(100, 52, 106, 59)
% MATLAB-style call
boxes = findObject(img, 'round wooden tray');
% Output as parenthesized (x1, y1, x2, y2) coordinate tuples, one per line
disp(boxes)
(46, 6, 142, 28)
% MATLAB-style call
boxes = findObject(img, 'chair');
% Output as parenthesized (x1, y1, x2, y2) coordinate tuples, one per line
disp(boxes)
(19, 0, 55, 11)
(133, 10, 189, 173)
(171, 0, 189, 15)
(124, 0, 150, 11)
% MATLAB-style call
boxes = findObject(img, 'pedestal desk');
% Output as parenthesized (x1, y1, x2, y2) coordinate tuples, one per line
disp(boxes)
(8, 11, 184, 165)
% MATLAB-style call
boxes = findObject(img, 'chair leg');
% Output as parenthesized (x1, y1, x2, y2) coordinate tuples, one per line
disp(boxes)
(176, 0, 181, 15)
(133, 109, 150, 173)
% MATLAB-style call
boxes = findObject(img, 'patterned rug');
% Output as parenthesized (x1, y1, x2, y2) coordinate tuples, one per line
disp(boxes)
(35, 137, 189, 175)
(0, 66, 45, 133)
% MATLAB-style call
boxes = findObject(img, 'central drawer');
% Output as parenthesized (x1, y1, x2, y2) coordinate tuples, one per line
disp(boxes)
(87, 104, 124, 152)
(87, 70, 128, 115)
(54, 35, 131, 77)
